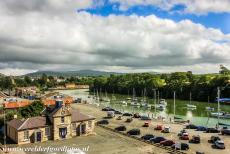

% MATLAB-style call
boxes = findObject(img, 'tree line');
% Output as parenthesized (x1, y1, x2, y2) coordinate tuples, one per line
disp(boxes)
(91, 69, 230, 103)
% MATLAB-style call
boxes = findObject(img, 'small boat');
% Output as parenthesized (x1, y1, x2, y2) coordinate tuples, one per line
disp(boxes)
(211, 111, 230, 119)
(156, 104, 165, 111)
(187, 104, 197, 108)
(205, 106, 214, 111)
(141, 103, 151, 108)
(159, 99, 167, 106)
(131, 102, 141, 107)
(120, 101, 127, 105)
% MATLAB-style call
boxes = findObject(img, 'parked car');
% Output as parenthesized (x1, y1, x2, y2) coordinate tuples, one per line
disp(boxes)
(123, 113, 133, 116)
(171, 143, 189, 150)
(133, 113, 141, 118)
(150, 137, 166, 143)
(154, 125, 163, 130)
(161, 126, 170, 133)
(115, 125, 126, 131)
(160, 140, 175, 146)
(214, 140, 225, 149)
(107, 111, 115, 118)
(206, 128, 220, 133)
(209, 136, 221, 143)
(143, 122, 149, 127)
(189, 135, 200, 144)
(186, 124, 198, 129)
(141, 134, 155, 141)
(127, 129, 140, 135)
(178, 129, 187, 136)
(140, 116, 151, 120)
(196, 126, 207, 131)
(114, 110, 123, 114)
(102, 107, 115, 111)
(221, 129, 230, 135)
(126, 117, 133, 123)
(179, 133, 189, 140)
(117, 116, 122, 120)
(97, 119, 109, 125)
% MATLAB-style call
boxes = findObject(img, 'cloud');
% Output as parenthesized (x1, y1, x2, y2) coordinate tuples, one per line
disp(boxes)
(110, 0, 230, 15)
(0, 0, 230, 75)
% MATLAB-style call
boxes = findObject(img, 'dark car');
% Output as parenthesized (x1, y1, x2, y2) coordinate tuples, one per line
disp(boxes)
(221, 129, 230, 135)
(123, 113, 133, 116)
(127, 129, 141, 135)
(209, 136, 221, 143)
(97, 119, 109, 125)
(140, 116, 151, 120)
(160, 140, 175, 146)
(171, 143, 189, 150)
(102, 107, 115, 111)
(114, 110, 123, 114)
(133, 113, 141, 118)
(141, 134, 155, 141)
(126, 118, 133, 123)
(178, 129, 187, 136)
(150, 137, 166, 143)
(206, 128, 220, 133)
(189, 135, 201, 144)
(196, 126, 207, 131)
(115, 125, 126, 131)
(186, 124, 197, 129)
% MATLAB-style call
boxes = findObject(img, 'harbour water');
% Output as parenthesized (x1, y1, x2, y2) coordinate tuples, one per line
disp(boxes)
(57, 89, 230, 127)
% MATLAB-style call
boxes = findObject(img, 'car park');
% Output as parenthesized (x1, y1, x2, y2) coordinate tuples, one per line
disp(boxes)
(141, 134, 155, 141)
(115, 125, 126, 131)
(127, 129, 140, 135)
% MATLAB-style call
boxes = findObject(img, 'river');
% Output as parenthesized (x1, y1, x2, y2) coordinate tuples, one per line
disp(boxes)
(57, 89, 230, 127)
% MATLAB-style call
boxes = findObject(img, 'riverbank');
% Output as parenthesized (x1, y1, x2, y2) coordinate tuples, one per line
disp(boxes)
(71, 103, 230, 154)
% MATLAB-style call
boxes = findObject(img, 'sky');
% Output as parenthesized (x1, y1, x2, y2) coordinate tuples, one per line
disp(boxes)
(0, 0, 230, 76)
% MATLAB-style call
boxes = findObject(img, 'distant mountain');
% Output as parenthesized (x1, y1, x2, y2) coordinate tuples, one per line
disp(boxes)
(25, 70, 123, 77)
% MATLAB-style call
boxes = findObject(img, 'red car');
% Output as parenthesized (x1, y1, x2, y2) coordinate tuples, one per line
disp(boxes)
(160, 140, 175, 146)
(154, 125, 163, 130)
(143, 122, 149, 127)
(180, 133, 189, 140)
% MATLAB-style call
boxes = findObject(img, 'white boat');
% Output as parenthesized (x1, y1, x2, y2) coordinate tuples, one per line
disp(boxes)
(211, 111, 230, 119)
(120, 101, 127, 105)
(206, 106, 214, 111)
(131, 101, 141, 107)
(159, 99, 167, 106)
(187, 104, 197, 108)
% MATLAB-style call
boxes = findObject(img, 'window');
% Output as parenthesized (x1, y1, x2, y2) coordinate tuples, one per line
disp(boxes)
(45, 127, 50, 136)
(72, 123, 76, 129)
(61, 117, 65, 123)
(88, 121, 92, 129)
(24, 130, 29, 140)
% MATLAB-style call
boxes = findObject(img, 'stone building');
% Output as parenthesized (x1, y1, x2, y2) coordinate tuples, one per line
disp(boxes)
(7, 101, 95, 144)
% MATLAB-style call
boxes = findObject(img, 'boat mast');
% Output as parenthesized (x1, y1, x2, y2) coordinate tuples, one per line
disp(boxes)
(154, 89, 156, 117)
(217, 87, 220, 128)
(174, 91, 176, 118)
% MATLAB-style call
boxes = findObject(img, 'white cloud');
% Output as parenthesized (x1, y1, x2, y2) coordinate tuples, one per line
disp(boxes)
(110, 0, 230, 15)
(0, 0, 230, 75)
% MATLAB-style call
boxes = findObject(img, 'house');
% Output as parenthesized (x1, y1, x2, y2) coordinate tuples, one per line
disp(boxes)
(7, 101, 95, 144)
(15, 86, 39, 99)
(65, 83, 76, 89)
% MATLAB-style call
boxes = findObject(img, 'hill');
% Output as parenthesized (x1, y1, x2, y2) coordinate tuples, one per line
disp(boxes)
(25, 70, 123, 77)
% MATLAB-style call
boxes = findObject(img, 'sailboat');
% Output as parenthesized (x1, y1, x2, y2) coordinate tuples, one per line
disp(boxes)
(140, 88, 151, 108)
(187, 92, 196, 109)
(205, 96, 214, 111)
(103, 90, 111, 102)
(130, 88, 140, 107)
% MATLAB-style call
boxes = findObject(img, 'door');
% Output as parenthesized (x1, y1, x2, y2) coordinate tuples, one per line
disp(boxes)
(59, 127, 67, 139)
(76, 125, 81, 136)
(36, 132, 42, 142)
(81, 124, 86, 134)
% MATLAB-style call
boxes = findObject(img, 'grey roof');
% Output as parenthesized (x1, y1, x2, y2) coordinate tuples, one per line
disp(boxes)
(71, 110, 95, 122)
